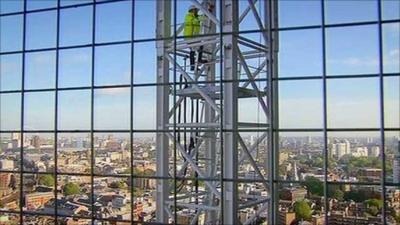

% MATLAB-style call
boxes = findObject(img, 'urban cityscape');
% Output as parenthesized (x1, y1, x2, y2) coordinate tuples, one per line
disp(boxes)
(0, 0, 399, 224)
(1, 133, 399, 224)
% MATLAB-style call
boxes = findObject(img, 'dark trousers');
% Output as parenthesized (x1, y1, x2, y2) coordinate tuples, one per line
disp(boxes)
(190, 46, 204, 71)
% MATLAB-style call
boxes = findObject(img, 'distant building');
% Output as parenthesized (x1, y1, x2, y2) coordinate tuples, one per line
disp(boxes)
(280, 187, 307, 203)
(277, 208, 295, 225)
(394, 141, 400, 184)
(25, 192, 54, 210)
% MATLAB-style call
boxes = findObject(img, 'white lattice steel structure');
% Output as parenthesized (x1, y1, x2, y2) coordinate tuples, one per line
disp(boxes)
(156, 0, 278, 224)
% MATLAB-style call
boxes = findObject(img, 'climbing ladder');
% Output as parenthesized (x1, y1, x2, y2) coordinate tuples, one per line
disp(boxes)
(156, 0, 278, 224)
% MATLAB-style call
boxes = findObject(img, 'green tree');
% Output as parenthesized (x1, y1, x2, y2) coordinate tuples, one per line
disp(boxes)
(38, 174, 54, 187)
(331, 189, 344, 201)
(365, 199, 383, 210)
(109, 181, 127, 189)
(295, 200, 312, 221)
(63, 182, 81, 196)
(302, 176, 323, 196)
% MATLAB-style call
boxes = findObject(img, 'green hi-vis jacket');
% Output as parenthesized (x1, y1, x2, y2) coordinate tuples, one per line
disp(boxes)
(184, 12, 201, 37)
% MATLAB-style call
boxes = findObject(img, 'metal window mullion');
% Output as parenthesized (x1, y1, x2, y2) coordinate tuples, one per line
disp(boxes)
(377, 0, 387, 223)
(19, 0, 28, 223)
(130, 0, 135, 224)
(320, 0, 329, 224)
(90, 1, 96, 224)
(54, 0, 61, 223)
(173, 0, 178, 223)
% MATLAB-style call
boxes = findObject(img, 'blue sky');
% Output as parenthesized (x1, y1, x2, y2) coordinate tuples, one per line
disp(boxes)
(0, 0, 399, 131)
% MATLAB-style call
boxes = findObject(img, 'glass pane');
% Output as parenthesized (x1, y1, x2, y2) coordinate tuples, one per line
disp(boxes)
(94, 88, 130, 130)
(278, 0, 321, 28)
(382, 0, 400, 20)
(24, 91, 55, 130)
(0, 212, 20, 224)
(26, 11, 57, 50)
(384, 77, 400, 128)
(60, 5, 93, 47)
(23, 133, 54, 173)
(278, 132, 323, 182)
(0, 15, 23, 52)
(27, 0, 57, 10)
(279, 80, 323, 129)
(238, 0, 265, 32)
(60, 0, 92, 7)
(133, 86, 156, 130)
(95, 1, 132, 43)
(385, 131, 400, 184)
(23, 173, 55, 214)
(0, 54, 22, 91)
(93, 176, 131, 220)
(383, 23, 400, 73)
(0, 133, 21, 171)
(386, 186, 400, 224)
(328, 132, 381, 183)
(24, 215, 55, 224)
(133, 133, 156, 177)
(134, 41, 156, 84)
(0, 1, 23, 14)
(59, 47, 92, 88)
(57, 133, 91, 174)
(58, 90, 91, 130)
(328, 184, 382, 223)
(0, 93, 21, 131)
(325, 0, 378, 24)
(132, 178, 158, 221)
(134, 0, 156, 40)
(327, 78, 379, 128)
(279, 29, 322, 77)
(94, 133, 130, 175)
(326, 25, 379, 75)
(25, 50, 56, 90)
(94, 44, 131, 86)
(57, 175, 92, 217)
